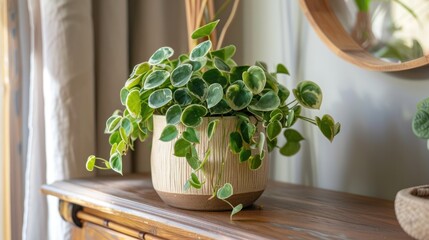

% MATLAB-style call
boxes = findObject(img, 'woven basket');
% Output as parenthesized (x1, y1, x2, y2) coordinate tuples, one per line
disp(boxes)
(395, 185, 429, 240)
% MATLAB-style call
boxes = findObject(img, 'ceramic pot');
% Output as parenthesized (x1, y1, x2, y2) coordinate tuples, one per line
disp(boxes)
(151, 115, 269, 210)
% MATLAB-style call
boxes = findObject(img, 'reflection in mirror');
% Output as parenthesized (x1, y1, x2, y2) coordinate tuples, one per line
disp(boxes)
(330, 0, 429, 63)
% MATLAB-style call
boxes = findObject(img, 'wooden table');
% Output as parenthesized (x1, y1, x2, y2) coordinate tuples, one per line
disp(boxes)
(42, 174, 411, 240)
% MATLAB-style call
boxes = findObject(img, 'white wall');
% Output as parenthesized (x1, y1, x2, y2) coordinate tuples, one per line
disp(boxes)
(242, 0, 429, 200)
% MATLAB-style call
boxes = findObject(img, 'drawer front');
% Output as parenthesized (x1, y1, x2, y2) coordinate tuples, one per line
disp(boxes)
(72, 222, 138, 240)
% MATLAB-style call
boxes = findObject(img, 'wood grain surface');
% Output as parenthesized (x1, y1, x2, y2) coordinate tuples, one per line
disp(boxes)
(42, 174, 411, 240)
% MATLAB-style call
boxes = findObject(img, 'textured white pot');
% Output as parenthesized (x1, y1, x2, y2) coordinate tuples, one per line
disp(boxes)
(151, 115, 269, 210)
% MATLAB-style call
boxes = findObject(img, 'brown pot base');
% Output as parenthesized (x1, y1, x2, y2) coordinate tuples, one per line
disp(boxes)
(156, 190, 264, 211)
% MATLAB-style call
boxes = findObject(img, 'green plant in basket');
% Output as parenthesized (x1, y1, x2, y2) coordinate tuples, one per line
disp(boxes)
(86, 20, 340, 219)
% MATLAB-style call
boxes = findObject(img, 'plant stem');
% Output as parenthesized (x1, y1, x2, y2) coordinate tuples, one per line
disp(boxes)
(217, 0, 240, 49)
(286, 99, 297, 106)
(297, 115, 317, 125)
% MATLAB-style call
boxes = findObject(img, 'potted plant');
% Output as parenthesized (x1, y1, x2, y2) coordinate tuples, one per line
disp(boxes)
(86, 20, 340, 219)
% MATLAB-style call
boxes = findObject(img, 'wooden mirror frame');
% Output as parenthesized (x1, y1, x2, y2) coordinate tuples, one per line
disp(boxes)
(299, 0, 429, 72)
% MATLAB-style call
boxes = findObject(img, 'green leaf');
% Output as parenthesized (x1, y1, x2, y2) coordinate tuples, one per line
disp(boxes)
(217, 183, 233, 199)
(211, 45, 236, 60)
(148, 88, 173, 109)
(140, 102, 154, 122)
(121, 117, 133, 136)
(242, 66, 266, 94)
(202, 68, 228, 87)
(231, 204, 243, 219)
(248, 154, 262, 170)
(171, 64, 193, 87)
(185, 151, 200, 170)
(209, 99, 231, 115)
(116, 140, 127, 154)
(214, 57, 231, 72)
(267, 137, 277, 152)
(267, 120, 282, 141)
(225, 80, 253, 111)
(187, 77, 208, 101)
(278, 84, 290, 105)
(279, 142, 301, 156)
(276, 63, 289, 75)
(286, 110, 295, 127)
(417, 97, 429, 112)
(174, 138, 192, 157)
(207, 119, 219, 141)
(191, 20, 220, 39)
(159, 125, 178, 142)
(413, 109, 429, 138)
(143, 70, 170, 90)
(183, 127, 200, 143)
(229, 132, 243, 154)
(173, 88, 193, 106)
(126, 90, 141, 118)
(149, 47, 174, 65)
(270, 112, 283, 122)
(130, 62, 150, 77)
(248, 90, 280, 112)
(190, 40, 212, 61)
(86, 155, 96, 171)
(166, 104, 182, 125)
(120, 88, 129, 105)
(207, 83, 224, 108)
(239, 149, 251, 163)
(109, 131, 121, 145)
(181, 104, 208, 127)
(125, 74, 143, 90)
(315, 115, 338, 142)
(230, 66, 250, 83)
(240, 121, 256, 144)
(255, 61, 268, 71)
(119, 127, 128, 144)
(106, 115, 122, 133)
(293, 81, 323, 109)
(189, 57, 207, 72)
(109, 152, 123, 175)
(284, 128, 305, 142)
(189, 172, 202, 189)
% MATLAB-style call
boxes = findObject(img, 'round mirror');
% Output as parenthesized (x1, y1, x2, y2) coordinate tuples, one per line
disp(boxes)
(300, 0, 429, 71)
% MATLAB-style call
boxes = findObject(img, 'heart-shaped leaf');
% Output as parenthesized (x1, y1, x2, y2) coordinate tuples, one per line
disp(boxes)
(109, 152, 123, 175)
(276, 63, 289, 75)
(267, 138, 277, 152)
(248, 154, 262, 170)
(202, 68, 228, 87)
(207, 83, 224, 108)
(316, 114, 340, 142)
(214, 57, 231, 72)
(231, 204, 243, 219)
(239, 149, 251, 163)
(229, 132, 243, 153)
(181, 104, 208, 127)
(284, 128, 305, 142)
(211, 45, 236, 61)
(230, 66, 250, 83)
(190, 40, 212, 61)
(120, 88, 129, 105)
(207, 119, 219, 141)
(293, 81, 323, 109)
(121, 117, 133, 136)
(183, 127, 200, 143)
(209, 99, 232, 115)
(189, 172, 202, 189)
(189, 57, 207, 72)
(278, 84, 290, 105)
(185, 151, 200, 170)
(106, 115, 122, 133)
(109, 131, 121, 145)
(242, 66, 266, 94)
(174, 138, 192, 157)
(412, 109, 429, 139)
(248, 90, 280, 112)
(166, 104, 182, 125)
(126, 90, 141, 117)
(188, 77, 208, 100)
(143, 70, 170, 90)
(217, 183, 233, 199)
(149, 47, 174, 65)
(86, 155, 96, 171)
(171, 64, 193, 87)
(148, 88, 172, 109)
(173, 88, 193, 106)
(267, 120, 282, 141)
(191, 20, 219, 39)
(225, 80, 253, 111)
(130, 62, 150, 77)
(125, 74, 143, 90)
(240, 121, 256, 144)
(159, 125, 178, 142)
(279, 141, 301, 156)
